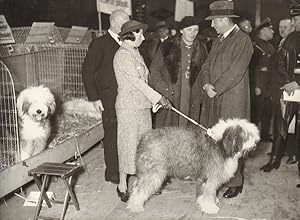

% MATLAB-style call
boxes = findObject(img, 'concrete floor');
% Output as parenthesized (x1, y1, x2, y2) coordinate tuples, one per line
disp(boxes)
(0, 141, 299, 220)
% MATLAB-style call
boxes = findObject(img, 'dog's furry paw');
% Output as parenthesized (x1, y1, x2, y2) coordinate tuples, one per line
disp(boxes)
(200, 203, 220, 214)
(127, 203, 144, 213)
(197, 196, 220, 214)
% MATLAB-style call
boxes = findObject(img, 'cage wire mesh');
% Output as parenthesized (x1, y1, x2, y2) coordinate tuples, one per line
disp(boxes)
(0, 26, 90, 101)
(0, 61, 19, 171)
(0, 26, 92, 171)
(19, 45, 88, 100)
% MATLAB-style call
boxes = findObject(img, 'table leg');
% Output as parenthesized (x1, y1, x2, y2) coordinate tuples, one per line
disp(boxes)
(33, 175, 49, 220)
(32, 174, 52, 208)
(62, 177, 80, 211)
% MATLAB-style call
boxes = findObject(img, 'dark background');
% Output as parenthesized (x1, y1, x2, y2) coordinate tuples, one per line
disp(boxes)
(0, 0, 293, 32)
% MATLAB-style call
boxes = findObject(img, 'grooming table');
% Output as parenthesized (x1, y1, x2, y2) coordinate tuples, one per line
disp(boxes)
(29, 162, 83, 220)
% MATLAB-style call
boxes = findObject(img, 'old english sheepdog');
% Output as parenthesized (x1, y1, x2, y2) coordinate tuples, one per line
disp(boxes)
(17, 85, 56, 161)
(127, 118, 260, 214)
(60, 98, 101, 120)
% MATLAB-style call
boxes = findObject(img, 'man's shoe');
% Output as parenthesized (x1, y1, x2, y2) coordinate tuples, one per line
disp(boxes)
(223, 186, 243, 198)
(260, 157, 281, 172)
(286, 156, 297, 164)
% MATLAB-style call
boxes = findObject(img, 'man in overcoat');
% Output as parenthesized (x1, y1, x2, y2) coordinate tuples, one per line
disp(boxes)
(149, 16, 208, 128)
(82, 10, 129, 184)
(201, 0, 254, 198)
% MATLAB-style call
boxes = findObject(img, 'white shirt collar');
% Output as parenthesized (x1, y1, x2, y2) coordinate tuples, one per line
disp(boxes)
(223, 24, 239, 39)
(160, 36, 168, 42)
(108, 29, 122, 46)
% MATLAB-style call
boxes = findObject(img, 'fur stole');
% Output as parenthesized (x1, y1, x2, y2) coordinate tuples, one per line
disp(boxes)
(160, 35, 207, 86)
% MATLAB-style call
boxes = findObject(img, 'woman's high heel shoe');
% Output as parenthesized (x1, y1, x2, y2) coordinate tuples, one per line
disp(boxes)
(116, 187, 130, 202)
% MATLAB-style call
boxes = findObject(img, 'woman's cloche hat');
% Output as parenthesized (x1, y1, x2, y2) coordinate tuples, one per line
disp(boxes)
(205, 0, 239, 20)
(179, 16, 202, 30)
(119, 20, 148, 37)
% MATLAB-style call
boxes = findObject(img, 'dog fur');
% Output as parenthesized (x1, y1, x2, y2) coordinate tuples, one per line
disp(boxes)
(127, 118, 260, 214)
(17, 85, 56, 161)
(60, 98, 101, 120)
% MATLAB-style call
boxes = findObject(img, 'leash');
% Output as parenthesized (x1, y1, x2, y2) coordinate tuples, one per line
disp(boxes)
(171, 107, 207, 131)
(171, 107, 216, 141)
(171, 107, 215, 140)
(153, 104, 215, 140)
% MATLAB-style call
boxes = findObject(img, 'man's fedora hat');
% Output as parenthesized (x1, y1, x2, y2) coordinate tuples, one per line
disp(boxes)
(180, 16, 202, 30)
(255, 17, 273, 32)
(119, 20, 148, 37)
(205, 0, 239, 20)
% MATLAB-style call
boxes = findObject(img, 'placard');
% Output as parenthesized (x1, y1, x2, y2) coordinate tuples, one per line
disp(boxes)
(97, 0, 132, 15)
(283, 89, 300, 103)
(0, 15, 15, 44)
(25, 22, 55, 44)
(175, 0, 194, 22)
(65, 26, 88, 44)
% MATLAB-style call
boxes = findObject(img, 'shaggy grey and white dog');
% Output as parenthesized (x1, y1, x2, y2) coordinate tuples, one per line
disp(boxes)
(17, 85, 56, 161)
(127, 118, 260, 214)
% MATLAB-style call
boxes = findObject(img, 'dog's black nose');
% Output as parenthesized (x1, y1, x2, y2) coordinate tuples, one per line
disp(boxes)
(36, 109, 42, 114)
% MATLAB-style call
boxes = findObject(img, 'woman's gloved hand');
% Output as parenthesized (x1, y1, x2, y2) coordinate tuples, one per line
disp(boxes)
(158, 96, 172, 110)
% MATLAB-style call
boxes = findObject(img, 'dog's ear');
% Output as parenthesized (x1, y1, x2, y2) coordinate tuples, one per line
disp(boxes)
(44, 87, 56, 115)
(220, 125, 244, 157)
(21, 100, 31, 115)
(47, 103, 56, 115)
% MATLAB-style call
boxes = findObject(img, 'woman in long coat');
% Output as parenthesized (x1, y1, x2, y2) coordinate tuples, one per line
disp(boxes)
(150, 16, 208, 128)
(113, 20, 171, 201)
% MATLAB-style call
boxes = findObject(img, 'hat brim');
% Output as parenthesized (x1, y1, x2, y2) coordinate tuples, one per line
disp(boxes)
(119, 24, 148, 37)
(205, 14, 239, 20)
(254, 25, 273, 32)
(180, 17, 202, 30)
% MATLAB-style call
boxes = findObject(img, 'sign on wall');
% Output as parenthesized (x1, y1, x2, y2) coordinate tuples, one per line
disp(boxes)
(96, 0, 132, 15)
(0, 15, 15, 45)
(175, 0, 194, 22)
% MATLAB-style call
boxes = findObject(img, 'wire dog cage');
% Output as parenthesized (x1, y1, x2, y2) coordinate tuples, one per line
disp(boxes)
(0, 26, 91, 101)
(0, 60, 19, 171)
(0, 26, 104, 198)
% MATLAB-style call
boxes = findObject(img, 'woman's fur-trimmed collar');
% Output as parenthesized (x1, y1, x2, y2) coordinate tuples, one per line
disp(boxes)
(160, 34, 207, 86)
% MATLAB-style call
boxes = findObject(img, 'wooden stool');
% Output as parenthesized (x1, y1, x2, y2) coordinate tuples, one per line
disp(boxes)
(29, 162, 83, 220)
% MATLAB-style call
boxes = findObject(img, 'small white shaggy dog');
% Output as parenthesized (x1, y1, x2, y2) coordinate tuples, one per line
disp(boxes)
(17, 85, 56, 161)
(127, 118, 260, 215)
(60, 98, 101, 120)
